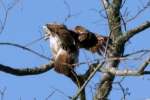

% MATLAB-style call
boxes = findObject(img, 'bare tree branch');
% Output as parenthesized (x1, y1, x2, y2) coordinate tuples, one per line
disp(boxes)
(24, 36, 45, 47)
(123, 49, 150, 57)
(45, 91, 55, 100)
(49, 86, 72, 100)
(0, 0, 20, 34)
(89, 8, 107, 20)
(120, 0, 126, 8)
(99, 57, 150, 76)
(72, 62, 104, 100)
(0, 87, 6, 100)
(126, 1, 150, 23)
(101, 0, 111, 32)
(113, 80, 130, 100)
(0, 42, 51, 60)
(138, 57, 150, 73)
(0, 62, 54, 76)
(62, 0, 81, 23)
(94, 55, 150, 99)
(117, 21, 150, 43)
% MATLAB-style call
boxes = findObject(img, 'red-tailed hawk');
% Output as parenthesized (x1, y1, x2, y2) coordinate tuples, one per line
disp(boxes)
(43, 23, 110, 77)
(43, 24, 79, 76)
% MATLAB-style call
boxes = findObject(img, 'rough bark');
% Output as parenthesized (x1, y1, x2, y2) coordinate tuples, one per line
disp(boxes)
(94, 0, 124, 99)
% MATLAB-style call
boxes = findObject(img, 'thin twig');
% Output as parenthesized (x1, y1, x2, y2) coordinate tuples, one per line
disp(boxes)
(0, 0, 20, 34)
(101, 0, 112, 57)
(123, 49, 150, 57)
(121, 0, 127, 8)
(0, 42, 51, 60)
(113, 81, 126, 100)
(72, 62, 104, 100)
(63, 0, 81, 23)
(126, 1, 150, 23)
(24, 36, 45, 47)
(50, 86, 71, 100)
(0, 87, 6, 100)
(45, 91, 55, 100)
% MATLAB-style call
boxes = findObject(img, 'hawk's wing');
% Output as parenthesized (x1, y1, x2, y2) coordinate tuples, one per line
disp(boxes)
(74, 25, 110, 55)
(46, 24, 77, 52)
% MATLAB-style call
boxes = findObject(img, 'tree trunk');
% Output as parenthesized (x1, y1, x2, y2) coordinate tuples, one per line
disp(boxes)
(94, 0, 124, 99)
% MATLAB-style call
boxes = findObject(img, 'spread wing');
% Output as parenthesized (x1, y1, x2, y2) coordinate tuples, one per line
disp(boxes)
(74, 25, 110, 55)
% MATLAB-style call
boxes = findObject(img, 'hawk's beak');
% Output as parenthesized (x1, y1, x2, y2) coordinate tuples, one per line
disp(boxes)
(43, 25, 50, 40)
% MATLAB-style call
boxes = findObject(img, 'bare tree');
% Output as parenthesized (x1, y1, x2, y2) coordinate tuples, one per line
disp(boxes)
(0, 0, 150, 100)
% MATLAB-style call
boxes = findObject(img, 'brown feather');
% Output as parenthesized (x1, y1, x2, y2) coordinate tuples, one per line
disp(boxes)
(44, 23, 79, 76)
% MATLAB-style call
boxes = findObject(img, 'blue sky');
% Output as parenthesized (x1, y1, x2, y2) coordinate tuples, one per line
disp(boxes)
(0, 0, 150, 100)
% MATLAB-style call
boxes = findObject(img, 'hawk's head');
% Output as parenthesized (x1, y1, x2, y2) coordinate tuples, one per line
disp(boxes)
(43, 23, 67, 40)
(43, 23, 77, 52)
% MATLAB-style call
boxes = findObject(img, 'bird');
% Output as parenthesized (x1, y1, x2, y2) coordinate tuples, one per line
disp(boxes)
(43, 23, 79, 77)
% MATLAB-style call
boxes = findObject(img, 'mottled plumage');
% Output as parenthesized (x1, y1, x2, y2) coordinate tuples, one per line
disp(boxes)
(43, 23, 110, 75)
(74, 25, 109, 55)
(43, 23, 79, 75)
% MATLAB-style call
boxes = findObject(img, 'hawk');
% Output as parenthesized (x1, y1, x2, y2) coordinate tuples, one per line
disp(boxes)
(43, 23, 110, 77)
(43, 23, 79, 76)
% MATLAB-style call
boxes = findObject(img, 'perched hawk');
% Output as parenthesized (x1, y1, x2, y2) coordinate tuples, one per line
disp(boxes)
(43, 23, 110, 77)
(43, 24, 79, 76)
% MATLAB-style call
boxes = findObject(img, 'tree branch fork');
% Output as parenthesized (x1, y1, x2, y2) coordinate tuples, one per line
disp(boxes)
(100, 61, 150, 76)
